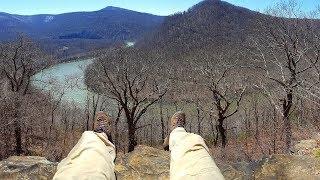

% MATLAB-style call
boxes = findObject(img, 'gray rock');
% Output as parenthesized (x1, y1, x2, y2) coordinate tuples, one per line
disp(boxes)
(115, 145, 170, 180)
(254, 154, 320, 179)
(1, 145, 320, 180)
(0, 156, 57, 180)
(293, 139, 318, 156)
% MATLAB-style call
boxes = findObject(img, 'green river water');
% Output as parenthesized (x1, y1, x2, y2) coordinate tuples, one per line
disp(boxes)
(32, 59, 94, 105)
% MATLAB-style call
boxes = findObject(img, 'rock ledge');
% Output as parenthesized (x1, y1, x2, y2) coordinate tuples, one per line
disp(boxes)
(1, 145, 320, 179)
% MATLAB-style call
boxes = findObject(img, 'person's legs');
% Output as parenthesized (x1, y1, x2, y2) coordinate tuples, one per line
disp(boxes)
(53, 112, 116, 180)
(166, 111, 224, 180)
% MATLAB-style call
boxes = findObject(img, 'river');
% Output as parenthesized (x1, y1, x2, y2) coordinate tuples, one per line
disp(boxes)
(32, 41, 135, 106)
(32, 59, 94, 106)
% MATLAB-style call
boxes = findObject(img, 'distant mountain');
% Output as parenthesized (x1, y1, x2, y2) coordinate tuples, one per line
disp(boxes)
(0, 7, 164, 58)
(137, 0, 267, 61)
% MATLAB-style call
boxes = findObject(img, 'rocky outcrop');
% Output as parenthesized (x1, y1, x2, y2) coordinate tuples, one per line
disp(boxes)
(115, 145, 170, 180)
(254, 154, 320, 179)
(293, 139, 320, 156)
(1, 145, 320, 180)
(0, 146, 170, 180)
(0, 156, 57, 180)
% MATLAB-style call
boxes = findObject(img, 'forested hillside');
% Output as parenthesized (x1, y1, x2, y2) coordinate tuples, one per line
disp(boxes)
(0, 7, 164, 58)
(85, 0, 320, 158)
(138, 0, 263, 61)
(1, 0, 320, 171)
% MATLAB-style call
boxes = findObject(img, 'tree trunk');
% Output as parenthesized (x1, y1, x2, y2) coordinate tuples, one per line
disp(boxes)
(217, 117, 227, 148)
(13, 97, 23, 155)
(128, 123, 137, 153)
(209, 113, 216, 145)
(159, 100, 165, 140)
(85, 95, 90, 131)
(283, 114, 292, 153)
(14, 119, 23, 155)
(114, 119, 119, 149)
(49, 110, 54, 140)
(91, 95, 99, 130)
(196, 105, 201, 135)
(283, 90, 293, 153)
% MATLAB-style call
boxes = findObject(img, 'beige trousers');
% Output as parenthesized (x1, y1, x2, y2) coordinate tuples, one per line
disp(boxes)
(169, 127, 225, 180)
(53, 131, 116, 180)
(53, 129, 223, 180)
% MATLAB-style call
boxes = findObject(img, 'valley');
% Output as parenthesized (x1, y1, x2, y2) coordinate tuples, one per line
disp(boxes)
(1, 1, 320, 179)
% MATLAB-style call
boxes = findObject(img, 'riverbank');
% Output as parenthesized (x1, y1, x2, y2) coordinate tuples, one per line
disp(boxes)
(32, 58, 94, 105)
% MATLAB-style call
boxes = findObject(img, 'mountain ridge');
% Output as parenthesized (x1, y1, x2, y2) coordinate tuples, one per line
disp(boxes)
(0, 6, 159, 17)
(0, 6, 165, 58)
(137, 0, 274, 62)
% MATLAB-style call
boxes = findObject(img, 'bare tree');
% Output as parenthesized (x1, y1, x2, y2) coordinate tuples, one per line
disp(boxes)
(49, 89, 65, 139)
(0, 36, 51, 94)
(249, 1, 320, 153)
(0, 35, 50, 155)
(195, 100, 206, 136)
(113, 103, 123, 150)
(199, 55, 246, 148)
(86, 48, 167, 152)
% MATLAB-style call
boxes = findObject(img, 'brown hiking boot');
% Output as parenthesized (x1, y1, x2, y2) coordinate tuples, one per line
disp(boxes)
(169, 111, 186, 131)
(163, 111, 186, 150)
(94, 111, 113, 143)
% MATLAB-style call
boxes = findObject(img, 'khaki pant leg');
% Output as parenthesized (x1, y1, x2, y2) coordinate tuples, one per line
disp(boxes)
(53, 131, 116, 180)
(169, 128, 224, 180)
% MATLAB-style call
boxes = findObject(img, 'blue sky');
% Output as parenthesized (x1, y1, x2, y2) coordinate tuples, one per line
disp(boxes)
(0, 0, 318, 16)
